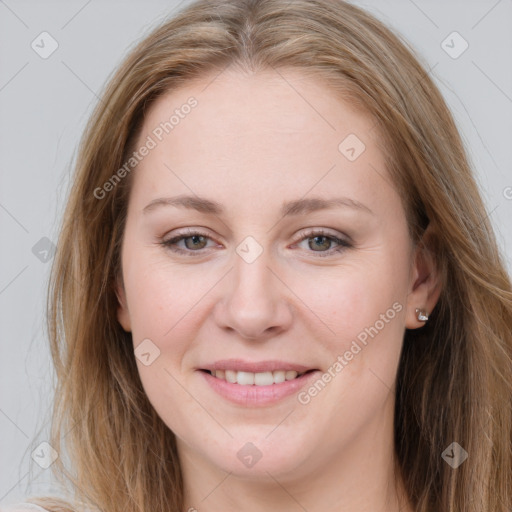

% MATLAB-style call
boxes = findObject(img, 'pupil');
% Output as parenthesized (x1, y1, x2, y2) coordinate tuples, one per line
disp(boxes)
(186, 235, 205, 249)
(311, 235, 329, 251)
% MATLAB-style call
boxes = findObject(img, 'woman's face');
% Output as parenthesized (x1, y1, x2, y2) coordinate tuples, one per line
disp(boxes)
(116, 68, 435, 482)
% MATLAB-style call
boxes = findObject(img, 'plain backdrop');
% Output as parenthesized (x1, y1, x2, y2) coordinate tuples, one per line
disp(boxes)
(1, 0, 511, 504)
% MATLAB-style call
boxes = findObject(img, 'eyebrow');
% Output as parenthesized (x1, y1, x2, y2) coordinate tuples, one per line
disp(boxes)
(142, 194, 374, 217)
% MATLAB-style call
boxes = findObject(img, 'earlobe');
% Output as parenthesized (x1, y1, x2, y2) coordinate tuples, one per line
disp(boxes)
(115, 277, 132, 332)
(415, 308, 429, 322)
(405, 224, 443, 329)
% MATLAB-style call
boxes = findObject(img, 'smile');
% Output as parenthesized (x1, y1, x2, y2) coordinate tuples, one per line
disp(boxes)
(203, 369, 314, 386)
(197, 359, 320, 405)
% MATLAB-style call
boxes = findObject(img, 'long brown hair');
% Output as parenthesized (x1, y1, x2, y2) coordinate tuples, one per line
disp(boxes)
(26, 1, 512, 511)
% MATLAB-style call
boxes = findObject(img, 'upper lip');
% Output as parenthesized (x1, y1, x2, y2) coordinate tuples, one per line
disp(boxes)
(199, 359, 317, 373)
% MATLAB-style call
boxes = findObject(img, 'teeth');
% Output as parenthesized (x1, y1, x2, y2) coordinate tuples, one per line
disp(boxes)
(237, 371, 254, 385)
(211, 369, 304, 385)
(254, 371, 273, 385)
(225, 370, 237, 383)
(273, 371, 286, 384)
(285, 370, 298, 381)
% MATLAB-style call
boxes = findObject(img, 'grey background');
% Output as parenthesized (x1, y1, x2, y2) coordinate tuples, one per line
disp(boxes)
(1, 0, 511, 504)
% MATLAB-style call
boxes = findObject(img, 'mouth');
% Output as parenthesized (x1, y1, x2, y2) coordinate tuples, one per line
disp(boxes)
(199, 368, 318, 386)
(198, 361, 322, 406)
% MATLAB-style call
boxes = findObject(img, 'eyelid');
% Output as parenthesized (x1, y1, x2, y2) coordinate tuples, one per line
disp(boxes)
(160, 226, 352, 257)
(162, 227, 219, 252)
(290, 227, 351, 245)
(289, 228, 352, 258)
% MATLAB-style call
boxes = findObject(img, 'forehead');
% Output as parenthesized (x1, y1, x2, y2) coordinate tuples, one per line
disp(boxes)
(141, 66, 378, 144)
(130, 67, 392, 213)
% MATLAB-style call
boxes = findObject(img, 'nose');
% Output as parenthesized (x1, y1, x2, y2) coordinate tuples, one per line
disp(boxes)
(213, 251, 293, 341)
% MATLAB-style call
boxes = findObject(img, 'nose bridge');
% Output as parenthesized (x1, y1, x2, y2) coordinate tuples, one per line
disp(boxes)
(231, 240, 275, 308)
(213, 236, 292, 339)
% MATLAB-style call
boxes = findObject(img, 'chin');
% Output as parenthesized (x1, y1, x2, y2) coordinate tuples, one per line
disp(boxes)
(203, 436, 311, 479)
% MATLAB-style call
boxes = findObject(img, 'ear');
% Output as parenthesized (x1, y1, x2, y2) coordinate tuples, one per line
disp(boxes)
(115, 275, 132, 332)
(405, 223, 442, 329)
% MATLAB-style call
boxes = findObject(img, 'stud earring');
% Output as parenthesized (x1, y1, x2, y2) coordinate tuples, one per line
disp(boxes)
(415, 308, 429, 322)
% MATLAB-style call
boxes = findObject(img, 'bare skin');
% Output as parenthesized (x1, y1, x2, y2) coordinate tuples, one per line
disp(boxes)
(116, 66, 440, 512)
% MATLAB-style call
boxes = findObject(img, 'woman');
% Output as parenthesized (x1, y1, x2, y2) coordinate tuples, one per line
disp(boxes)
(3, 0, 511, 511)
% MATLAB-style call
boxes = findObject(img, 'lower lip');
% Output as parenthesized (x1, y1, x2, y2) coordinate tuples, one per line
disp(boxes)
(199, 370, 320, 406)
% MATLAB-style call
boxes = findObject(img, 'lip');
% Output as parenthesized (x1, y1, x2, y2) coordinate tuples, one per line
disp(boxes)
(198, 359, 315, 373)
(198, 366, 321, 407)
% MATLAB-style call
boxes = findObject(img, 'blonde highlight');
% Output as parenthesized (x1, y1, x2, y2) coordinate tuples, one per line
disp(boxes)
(22, 1, 512, 511)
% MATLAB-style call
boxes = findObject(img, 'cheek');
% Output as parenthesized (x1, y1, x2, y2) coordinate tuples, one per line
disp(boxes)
(123, 252, 228, 388)
(124, 254, 211, 336)
(123, 259, 210, 432)
(287, 251, 409, 387)
(292, 261, 406, 341)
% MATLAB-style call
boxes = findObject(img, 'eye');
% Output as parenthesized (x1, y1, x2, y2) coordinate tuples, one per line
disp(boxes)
(160, 227, 352, 257)
(292, 228, 352, 257)
(160, 228, 216, 256)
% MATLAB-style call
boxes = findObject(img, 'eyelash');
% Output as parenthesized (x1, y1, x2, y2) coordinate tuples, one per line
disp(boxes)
(160, 228, 352, 258)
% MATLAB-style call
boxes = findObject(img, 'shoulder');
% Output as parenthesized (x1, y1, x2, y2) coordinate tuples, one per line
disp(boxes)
(0, 504, 50, 512)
